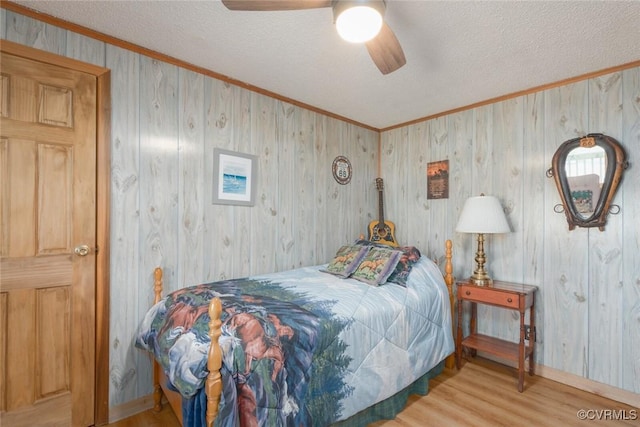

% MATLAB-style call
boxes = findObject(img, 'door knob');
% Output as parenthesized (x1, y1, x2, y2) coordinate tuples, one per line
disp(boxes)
(74, 244, 90, 256)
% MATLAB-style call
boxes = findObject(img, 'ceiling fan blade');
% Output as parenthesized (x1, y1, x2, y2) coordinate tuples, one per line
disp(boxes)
(221, 0, 331, 11)
(365, 22, 406, 75)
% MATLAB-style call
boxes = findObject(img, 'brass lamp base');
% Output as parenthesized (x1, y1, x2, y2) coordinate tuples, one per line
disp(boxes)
(468, 274, 494, 287)
(469, 233, 494, 287)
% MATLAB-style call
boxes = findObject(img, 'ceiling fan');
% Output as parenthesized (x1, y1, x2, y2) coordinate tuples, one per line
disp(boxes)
(220, 0, 406, 75)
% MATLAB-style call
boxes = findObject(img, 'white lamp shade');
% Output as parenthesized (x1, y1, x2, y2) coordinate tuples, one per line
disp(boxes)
(335, 5, 383, 43)
(456, 195, 511, 234)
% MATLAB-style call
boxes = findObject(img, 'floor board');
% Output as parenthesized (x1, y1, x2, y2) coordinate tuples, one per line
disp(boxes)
(108, 358, 639, 426)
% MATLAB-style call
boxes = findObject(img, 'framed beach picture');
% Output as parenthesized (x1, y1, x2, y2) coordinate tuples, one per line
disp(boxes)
(212, 148, 258, 206)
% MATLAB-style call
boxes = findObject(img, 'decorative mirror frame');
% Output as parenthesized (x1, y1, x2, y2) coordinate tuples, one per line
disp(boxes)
(547, 133, 628, 231)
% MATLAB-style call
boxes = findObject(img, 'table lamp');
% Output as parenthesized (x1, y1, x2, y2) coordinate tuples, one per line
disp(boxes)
(455, 194, 510, 286)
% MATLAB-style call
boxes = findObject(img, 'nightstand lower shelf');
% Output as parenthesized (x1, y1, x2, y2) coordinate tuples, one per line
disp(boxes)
(461, 333, 533, 362)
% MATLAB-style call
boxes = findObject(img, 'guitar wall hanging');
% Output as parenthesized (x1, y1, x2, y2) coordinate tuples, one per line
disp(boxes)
(368, 178, 398, 247)
(332, 156, 352, 185)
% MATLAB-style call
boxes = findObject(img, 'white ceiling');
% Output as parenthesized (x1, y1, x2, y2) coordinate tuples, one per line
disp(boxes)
(11, 0, 640, 130)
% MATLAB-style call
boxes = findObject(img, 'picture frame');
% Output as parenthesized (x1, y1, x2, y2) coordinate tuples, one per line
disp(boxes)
(212, 148, 258, 206)
(427, 159, 449, 199)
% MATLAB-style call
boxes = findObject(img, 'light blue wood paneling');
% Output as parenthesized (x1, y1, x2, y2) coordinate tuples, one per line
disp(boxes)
(1, 8, 6, 39)
(137, 56, 181, 401)
(295, 108, 318, 268)
(543, 80, 590, 377)
(277, 102, 297, 271)
(620, 67, 640, 393)
(106, 44, 142, 405)
(448, 110, 474, 265)
(66, 32, 105, 66)
(521, 91, 546, 363)
(587, 72, 624, 387)
(231, 87, 252, 278)
(177, 69, 206, 287)
(489, 98, 525, 342)
(427, 117, 448, 258)
(313, 114, 329, 262)
(248, 93, 279, 275)
(406, 121, 429, 254)
(4, 11, 65, 55)
(206, 79, 236, 281)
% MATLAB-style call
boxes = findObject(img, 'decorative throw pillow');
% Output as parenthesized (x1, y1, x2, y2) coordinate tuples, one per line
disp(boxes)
(351, 246, 402, 286)
(323, 244, 370, 277)
(354, 239, 422, 287)
(387, 246, 422, 287)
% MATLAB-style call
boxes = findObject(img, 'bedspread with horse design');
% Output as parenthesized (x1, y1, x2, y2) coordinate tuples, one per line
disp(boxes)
(136, 256, 454, 426)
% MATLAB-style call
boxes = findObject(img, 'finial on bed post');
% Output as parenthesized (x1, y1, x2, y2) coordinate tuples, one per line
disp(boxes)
(154, 267, 163, 304)
(153, 267, 163, 412)
(206, 297, 223, 426)
(444, 240, 456, 369)
(445, 240, 453, 286)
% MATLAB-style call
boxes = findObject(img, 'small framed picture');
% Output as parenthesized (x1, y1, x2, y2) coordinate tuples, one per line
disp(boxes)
(212, 148, 258, 206)
(427, 160, 449, 199)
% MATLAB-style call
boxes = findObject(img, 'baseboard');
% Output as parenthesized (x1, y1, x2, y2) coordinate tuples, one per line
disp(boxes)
(535, 364, 639, 409)
(476, 352, 639, 408)
(108, 394, 157, 424)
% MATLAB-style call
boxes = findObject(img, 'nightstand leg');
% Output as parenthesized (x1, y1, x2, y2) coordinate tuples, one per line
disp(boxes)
(469, 302, 477, 357)
(456, 297, 463, 369)
(529, 296, 535, 376)
(470, 302, 477, 335)
(518, 306, 525, 392)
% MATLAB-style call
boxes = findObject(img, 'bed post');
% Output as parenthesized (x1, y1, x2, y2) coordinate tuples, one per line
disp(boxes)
(444, 240, 456, 369)
(206, 297, 223, 426)
(152, 267, 164, 412)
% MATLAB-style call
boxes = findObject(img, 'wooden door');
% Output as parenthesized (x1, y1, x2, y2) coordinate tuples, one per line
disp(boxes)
(0, 50, 96, 426)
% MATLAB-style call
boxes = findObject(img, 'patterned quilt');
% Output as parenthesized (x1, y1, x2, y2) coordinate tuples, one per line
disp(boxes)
(136, 256, 454, 426)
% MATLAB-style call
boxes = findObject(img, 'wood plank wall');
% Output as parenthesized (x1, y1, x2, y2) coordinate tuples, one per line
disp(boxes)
(2, 7, 638, 411)
(1, 10, 377, 407)
(381, 68, 640, 394)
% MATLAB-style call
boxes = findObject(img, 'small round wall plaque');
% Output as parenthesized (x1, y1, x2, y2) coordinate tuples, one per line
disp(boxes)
(332, 155, 352, 185)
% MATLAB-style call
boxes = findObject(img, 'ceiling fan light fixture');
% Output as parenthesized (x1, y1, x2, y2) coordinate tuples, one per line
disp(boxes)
(334, 1, 384, 43)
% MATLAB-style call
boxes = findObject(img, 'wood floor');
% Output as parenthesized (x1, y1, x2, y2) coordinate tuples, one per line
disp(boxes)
(108, 357, 639, 426)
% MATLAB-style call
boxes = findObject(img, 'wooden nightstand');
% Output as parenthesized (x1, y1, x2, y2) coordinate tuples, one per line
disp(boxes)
(455, 280, 537, 392)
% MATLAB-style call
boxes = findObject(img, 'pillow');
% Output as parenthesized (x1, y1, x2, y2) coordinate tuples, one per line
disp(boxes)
(351, 246, 402, 286)
(387, 246, 422, 286)
(354, 239, 422, 287)
(323, 244, 370, 277)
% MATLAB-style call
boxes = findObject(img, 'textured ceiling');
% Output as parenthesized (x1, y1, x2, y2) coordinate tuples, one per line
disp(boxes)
(10, 0, 640, 130)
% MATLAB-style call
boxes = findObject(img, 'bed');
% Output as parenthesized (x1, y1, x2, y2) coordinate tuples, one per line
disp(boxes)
(136, 239, 455, 426)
